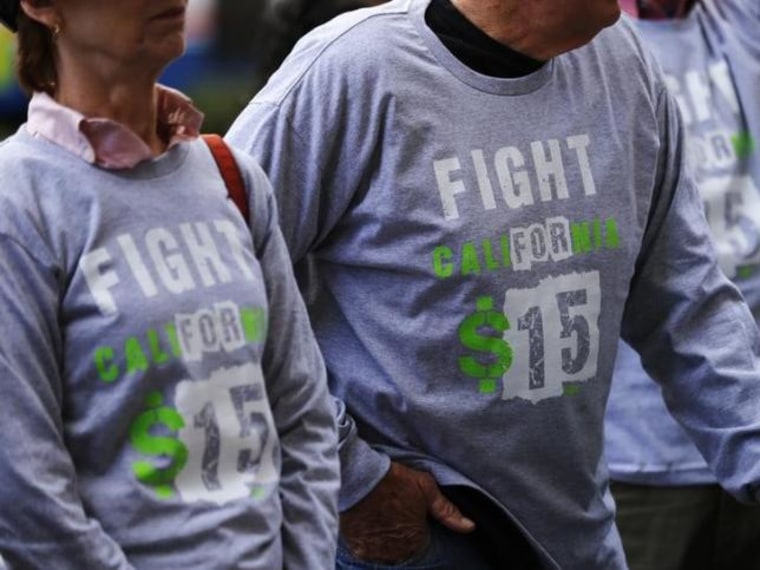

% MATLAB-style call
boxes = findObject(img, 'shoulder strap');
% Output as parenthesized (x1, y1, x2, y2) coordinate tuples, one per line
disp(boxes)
(202, 134, 250, 224)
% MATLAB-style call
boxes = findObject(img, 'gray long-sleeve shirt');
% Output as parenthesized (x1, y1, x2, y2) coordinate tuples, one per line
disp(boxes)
(0, 131, 339, 569)
(227, 1, 760, 567)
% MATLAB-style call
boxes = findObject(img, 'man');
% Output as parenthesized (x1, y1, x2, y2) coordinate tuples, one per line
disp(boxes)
(605, 1, 760, 568)
(226, 0, 760, 568)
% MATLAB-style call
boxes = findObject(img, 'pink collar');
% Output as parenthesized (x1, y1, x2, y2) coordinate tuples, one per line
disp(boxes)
(26, 85, 204, 170)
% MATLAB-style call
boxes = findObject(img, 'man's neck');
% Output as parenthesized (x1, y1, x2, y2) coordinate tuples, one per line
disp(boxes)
(448, 0, 621, 61)
(448, 0, 522, 49)
(426, 0, 544, 78)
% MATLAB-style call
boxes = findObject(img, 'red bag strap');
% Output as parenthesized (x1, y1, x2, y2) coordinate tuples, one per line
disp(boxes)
(202, 134, 249, 224)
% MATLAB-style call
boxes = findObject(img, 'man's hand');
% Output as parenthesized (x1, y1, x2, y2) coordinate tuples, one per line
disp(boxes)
(339, 461, 475, 564)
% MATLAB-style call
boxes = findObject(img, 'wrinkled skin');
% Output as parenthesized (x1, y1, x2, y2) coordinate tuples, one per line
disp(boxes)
(340, 462, 475, 564)
(451, 0, 621, 60)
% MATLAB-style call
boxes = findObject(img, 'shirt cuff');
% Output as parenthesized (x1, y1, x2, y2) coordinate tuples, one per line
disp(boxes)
(337, 434, 391, 511)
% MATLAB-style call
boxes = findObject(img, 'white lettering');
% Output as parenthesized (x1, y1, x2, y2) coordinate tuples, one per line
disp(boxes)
(176, 303, 253, 362)
(531, 139, 568, 202)
(708, 61, 740, 114)
(686, 70, 712, 123)
(471, 149, 497, 211)
(510, 217, 574, 271)
(180, 222, 233, 287)
(566, 134, 596, 197)
(434, 157, 466, 221)
(80, 248, 120, 314)
(495, 146, 534, 209)
(434, 135, 594, 219)
(117, 234, 159, 298)
(146, 228, 196, 294)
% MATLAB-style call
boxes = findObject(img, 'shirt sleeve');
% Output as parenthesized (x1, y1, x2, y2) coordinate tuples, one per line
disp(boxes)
(227, 99, 393, 511)
(707, 0, 760, 59)
(735, 0, 760, 21)
(242, 160, 341, 568)
(0, 235, 134, 569)
(620, 87, 760, 504)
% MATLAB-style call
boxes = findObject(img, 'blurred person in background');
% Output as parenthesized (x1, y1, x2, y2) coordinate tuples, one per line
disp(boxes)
(0, 0, 338, 568)
(256, 0, 387, 82)
(226, 0, 760, 568)
(605, 1, 760, 569)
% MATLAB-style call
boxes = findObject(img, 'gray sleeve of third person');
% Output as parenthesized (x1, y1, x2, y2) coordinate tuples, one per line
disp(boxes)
(227, 99, 393, 511)
(0, 235, 134, 569)
(621, 86, 760, 504)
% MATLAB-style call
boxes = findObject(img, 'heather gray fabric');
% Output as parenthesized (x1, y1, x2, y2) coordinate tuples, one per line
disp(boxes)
(226, 0, 760, 567)
(0, 130, 339, 569)
(607, 0, 760, 487)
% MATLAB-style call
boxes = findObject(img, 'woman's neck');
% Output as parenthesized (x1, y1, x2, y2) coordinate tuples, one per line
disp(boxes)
(54, 55, 165, 155)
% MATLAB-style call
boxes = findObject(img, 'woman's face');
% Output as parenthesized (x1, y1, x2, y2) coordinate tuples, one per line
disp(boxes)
(48, 0, 188, 75)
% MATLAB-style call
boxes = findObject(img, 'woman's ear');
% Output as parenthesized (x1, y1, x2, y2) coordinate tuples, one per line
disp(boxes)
(19, 0, 58, 30)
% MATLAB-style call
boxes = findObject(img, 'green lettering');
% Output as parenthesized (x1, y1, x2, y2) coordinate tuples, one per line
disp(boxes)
(605, 217, 620, 249)
(593, 218, 602, 248)
(460, 242, 482, 276)
(481, 239, 500, 271)
(732, 132, 756, 159)
(432, 246, 454, 279)
(458, 296, 512, 394)
(130, 392, 187, 500)
(125, 337, 149, 374)
(94, 346, 119, 383)
(164, 323, 183, 358)
(146, 328, 169, 365)
(738, 265, 758, 279)
(571, 222, 592, 253)
(242, 307, 267, 343)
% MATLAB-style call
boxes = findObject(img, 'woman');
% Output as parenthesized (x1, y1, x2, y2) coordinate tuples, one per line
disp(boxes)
(0, 1, 339, 568)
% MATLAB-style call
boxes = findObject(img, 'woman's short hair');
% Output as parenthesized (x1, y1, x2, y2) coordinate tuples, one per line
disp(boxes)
(16, 7, 57, 95)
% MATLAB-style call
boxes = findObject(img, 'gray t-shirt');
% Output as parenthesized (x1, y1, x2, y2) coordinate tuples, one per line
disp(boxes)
(0, 131, 339, 569)
(227, 0, 760, 567)
(607, 0, 760, 486)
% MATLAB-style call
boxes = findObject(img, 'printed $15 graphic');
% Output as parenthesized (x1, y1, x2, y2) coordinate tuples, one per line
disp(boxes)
(458, 271, 602, 403)
(130, 363, 278, 503)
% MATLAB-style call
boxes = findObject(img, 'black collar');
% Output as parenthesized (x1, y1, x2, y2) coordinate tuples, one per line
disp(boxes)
(424, 0, 545, 79)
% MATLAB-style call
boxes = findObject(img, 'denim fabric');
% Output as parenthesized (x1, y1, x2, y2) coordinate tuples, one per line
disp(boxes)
(335, 521, 496, 570)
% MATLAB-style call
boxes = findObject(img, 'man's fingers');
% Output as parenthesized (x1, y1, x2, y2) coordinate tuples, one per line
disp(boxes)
(422, 479, 476, 533)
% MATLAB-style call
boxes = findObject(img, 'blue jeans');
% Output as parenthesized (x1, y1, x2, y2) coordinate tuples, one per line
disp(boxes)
(335, 520, 496, 570)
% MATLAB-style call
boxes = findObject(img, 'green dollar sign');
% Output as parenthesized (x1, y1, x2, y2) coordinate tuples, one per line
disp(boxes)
(458, 296, 513, 394)
(129, 391, 188, 500)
